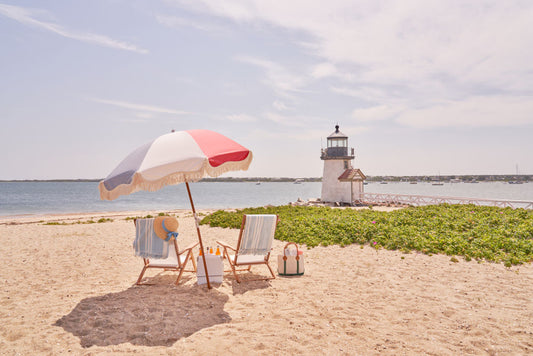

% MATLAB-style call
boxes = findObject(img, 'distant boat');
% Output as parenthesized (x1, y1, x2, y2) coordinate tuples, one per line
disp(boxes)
(409, 181, 418, 184)
(380, 182, 388, 184)
(509, 181, 523, 184)
(433, 172, 444, 185)
(256, 182, 261, 185)
(294, 179, 304, 184)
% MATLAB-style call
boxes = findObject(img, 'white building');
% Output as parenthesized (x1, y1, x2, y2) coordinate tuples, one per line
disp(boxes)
(320, 125, 366, 205)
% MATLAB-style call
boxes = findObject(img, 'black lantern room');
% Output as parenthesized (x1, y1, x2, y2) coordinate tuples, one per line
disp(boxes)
(321, 125, 354, 160)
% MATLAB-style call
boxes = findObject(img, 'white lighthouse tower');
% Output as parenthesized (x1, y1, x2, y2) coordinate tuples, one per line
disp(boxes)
(320, 125, 366, 205)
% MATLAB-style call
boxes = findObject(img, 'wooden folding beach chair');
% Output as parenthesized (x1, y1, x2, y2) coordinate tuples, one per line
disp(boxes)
(217, 214, 279, 282)
(134, 218, 197, 285)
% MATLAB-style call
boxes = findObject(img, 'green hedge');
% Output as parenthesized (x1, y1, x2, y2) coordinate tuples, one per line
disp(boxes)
(200, 204, 533, 266)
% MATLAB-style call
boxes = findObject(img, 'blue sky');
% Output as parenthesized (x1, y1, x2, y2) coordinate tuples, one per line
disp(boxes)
(1, 0, 532, 179)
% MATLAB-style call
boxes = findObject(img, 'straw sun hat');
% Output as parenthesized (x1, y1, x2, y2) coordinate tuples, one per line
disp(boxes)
(153, 216, 179, 241)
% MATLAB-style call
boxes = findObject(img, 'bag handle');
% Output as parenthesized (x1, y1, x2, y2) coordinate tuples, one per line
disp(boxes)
(283, 242, 301, 260)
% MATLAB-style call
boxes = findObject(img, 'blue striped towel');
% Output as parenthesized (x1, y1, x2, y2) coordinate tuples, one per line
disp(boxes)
(133, 218, 170, 259)
(238, 214, 277, 255)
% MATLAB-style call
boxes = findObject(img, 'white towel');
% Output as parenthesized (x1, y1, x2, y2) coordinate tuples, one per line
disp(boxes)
(238, 214, 277, 255)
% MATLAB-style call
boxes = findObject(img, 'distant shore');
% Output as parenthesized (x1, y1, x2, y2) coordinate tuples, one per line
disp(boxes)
(1, 174, 531, 183)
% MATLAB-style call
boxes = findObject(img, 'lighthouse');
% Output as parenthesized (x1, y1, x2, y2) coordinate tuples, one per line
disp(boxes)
(320, 125, 366, 205)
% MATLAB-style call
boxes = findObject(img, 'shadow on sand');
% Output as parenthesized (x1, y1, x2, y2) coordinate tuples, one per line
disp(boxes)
(229, 277, 272, 295)
(54, 275, 230, 348)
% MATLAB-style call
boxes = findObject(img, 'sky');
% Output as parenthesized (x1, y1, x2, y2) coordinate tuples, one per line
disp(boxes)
(1, 0, 532, 180)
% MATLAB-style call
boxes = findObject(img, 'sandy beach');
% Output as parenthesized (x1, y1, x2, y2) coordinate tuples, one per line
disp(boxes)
(1, 209, 532, 355)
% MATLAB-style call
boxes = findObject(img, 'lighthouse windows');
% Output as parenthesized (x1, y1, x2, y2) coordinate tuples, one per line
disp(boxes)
(328, 138, 347, 147)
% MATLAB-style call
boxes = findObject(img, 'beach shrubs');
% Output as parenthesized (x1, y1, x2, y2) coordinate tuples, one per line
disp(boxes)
(43, 218, 113, 225)
(125, 213, 177, 221)
(200, 204, 533, 266)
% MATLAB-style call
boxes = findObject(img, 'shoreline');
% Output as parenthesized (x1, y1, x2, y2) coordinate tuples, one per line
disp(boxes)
(0, 205, 402, 224)
(0, 209, 193, 225)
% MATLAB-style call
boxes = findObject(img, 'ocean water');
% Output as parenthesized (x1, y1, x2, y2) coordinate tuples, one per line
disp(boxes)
(0, 181, 321, 216)
(1, 181, 532, 216)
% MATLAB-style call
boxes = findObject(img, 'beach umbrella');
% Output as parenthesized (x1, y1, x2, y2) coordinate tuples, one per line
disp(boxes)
(98, 129, 253, 288)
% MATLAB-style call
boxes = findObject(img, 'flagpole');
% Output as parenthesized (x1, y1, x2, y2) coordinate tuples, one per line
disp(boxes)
(185, 181, 211, 289)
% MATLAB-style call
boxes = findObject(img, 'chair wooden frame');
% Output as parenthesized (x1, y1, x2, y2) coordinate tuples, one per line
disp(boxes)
(217, 214, 279, 283)
(134, 219, 198, 285)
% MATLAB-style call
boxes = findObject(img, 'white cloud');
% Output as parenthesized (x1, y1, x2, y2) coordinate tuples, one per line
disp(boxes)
(331, 86, 392, 103)
(262, 112, 341, 132)
(272, 100, 288, 111)
(352, 105, 403, 122)
(226, 114, 257, 122)
(89, 98, 188, 115)
(181, 1, 533, 96)
(156, 14, 226, 33)
(396, 96, 533, 128)
(338, 126, 371, 137)
(247, 127, 327, 141)
(263, 112, 297, 125)
(0, 4, 148, 54)
(168, 0, 259, 23)
(311, 62, 337, 79)
(235, 55, 306, 97)
(287, 128, 331, 141)
(170, 0, 533, 135)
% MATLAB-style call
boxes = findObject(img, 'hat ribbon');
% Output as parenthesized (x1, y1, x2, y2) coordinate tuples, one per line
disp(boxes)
(162, 220, 179, 242)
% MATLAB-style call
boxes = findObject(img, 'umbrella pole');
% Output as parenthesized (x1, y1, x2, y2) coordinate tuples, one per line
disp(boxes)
(185, 182, 211, 289)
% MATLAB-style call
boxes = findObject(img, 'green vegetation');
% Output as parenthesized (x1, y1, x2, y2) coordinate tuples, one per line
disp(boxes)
(125, 213, 177, 221)
(43, 217, 113, 225)
(200, 205, 533, 266)
(125, 215, 153, 221)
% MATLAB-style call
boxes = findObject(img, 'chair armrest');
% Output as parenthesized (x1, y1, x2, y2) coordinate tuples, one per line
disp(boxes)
(178, 242, 199, 255)
(216, 240, 236, 252)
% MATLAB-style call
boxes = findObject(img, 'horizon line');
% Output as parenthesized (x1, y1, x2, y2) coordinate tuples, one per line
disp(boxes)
(1, 174, 532, 183)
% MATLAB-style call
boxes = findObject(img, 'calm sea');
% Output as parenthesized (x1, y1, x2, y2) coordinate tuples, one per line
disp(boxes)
(1, 181, 532, 216)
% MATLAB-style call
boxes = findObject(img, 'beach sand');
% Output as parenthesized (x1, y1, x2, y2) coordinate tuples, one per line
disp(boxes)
(1, 209, 532, 355)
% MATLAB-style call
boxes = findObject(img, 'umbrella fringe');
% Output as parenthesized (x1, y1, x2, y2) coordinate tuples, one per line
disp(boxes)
(99, 153, 253, 201)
